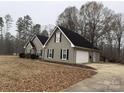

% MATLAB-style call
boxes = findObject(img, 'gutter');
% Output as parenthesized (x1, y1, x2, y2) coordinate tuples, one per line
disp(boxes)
(74, 46, 101, 53)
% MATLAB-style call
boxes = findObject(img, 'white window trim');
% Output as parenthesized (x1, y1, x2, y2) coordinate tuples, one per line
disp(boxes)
(62, 49, 67, 60)
(48, 49, 53, 58)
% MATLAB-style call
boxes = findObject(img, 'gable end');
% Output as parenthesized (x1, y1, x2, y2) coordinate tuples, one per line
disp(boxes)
(43, 26, 75, 48)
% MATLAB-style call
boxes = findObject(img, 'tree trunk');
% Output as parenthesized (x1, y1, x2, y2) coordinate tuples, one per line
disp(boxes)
(118, 38, 121, 60)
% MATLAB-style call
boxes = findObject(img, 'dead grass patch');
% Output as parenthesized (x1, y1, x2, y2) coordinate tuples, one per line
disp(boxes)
(0, 56, 96, 92)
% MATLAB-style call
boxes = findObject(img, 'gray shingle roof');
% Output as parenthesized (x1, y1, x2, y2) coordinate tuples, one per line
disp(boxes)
(36, 35, 48, 45)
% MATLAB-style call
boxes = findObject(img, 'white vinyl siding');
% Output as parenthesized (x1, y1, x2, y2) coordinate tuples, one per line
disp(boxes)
(76, 50, 89, 64)
(31, 36, 44, 57)
(37, 50, 42, 56)
(30, 49, 35, 54)
(25, 43, 33, 54)
(32, 37, 43, 50)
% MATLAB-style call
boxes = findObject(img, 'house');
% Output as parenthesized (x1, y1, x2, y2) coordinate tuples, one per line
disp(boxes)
(24, 35, 48, 58)
(24, 26, 100, 63)
(43, 26, 100, 64)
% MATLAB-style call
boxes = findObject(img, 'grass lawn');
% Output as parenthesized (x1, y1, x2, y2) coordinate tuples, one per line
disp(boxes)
(0, 56, 96, 92)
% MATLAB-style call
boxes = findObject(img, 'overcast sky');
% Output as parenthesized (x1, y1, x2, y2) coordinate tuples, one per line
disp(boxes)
(0, 1, 124, 36)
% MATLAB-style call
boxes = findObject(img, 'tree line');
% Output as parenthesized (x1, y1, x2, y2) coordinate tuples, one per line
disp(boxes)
(0, 15, 49, 55)
(56, 1, 124, 63)
(0, 14, 14, 55)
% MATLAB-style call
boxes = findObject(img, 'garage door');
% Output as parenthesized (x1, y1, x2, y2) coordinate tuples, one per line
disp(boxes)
(76, 50, 89, 64)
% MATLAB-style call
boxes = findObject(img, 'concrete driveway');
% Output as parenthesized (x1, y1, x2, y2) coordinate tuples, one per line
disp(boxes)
(63, 63, 124, 92)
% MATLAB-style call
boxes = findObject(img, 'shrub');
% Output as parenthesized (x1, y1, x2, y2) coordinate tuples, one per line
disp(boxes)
(25, 53, 31, 58)
(30, 54, 39, 59)
(19, 53, 25, 58)
(36, 55, 39, 59)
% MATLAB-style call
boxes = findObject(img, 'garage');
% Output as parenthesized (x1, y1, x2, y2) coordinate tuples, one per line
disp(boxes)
(76, 50, 89, 64)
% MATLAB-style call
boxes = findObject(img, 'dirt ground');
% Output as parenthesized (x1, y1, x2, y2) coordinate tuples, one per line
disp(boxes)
(64, 63, 124, 92)
(0, 56, 96, 92)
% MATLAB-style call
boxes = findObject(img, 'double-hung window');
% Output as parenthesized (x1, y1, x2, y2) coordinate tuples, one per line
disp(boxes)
(47, 49, 54, 58)
(60, 49, 69, 60)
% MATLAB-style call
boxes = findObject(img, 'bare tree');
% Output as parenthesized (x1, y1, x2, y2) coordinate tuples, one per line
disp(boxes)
(16, 17, 25, 53)
(0, 17, 4, 54)
(0, 17, 4, 40)
(114, 14, 124, 59)
(79, 2, 115, 47)
(56, 6, 79, 32)
(16, 15, 33, 43)
(4, 14, 13, 34)
(23, 15, 33, 42)
(32, 24, 41, 35)
(4, 32, 15, 55)
(41, 30, 48, 37)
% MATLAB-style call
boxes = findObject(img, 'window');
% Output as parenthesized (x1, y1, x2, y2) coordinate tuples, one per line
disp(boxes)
(55, 32, 61, 43)
(62, 50, 67, 60)
(61, 49, 69, 60)
(47, 49, 54, 58)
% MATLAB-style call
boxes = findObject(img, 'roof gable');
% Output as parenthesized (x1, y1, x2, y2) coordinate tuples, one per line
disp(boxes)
(44, 25, 97, 50)
(24, 35, 48, 48)
(59, 26, 97, 49)
(44, 26, 75, 47)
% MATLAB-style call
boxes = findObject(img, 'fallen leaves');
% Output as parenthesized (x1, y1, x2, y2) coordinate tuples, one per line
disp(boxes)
(0, 56, 96, 92)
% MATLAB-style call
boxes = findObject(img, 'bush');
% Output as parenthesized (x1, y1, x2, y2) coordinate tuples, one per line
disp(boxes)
(30, 54, 39, 59)
(19, 53, 39, 59)
(25, 53, 31, 58)
(36, 55, 39, 59)
(19, 53, 25, 58)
